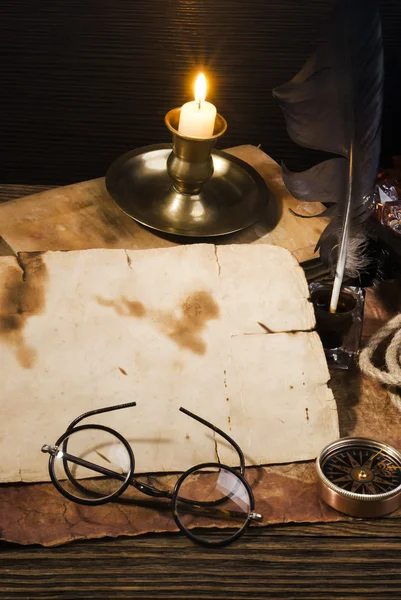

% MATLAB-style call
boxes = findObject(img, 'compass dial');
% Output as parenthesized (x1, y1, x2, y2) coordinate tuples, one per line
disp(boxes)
(317, 438, 401, 518)
(321, 443, 401, 495)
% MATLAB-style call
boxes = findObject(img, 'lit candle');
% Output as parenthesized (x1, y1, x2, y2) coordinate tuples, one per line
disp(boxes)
(178, 73, 217, 138)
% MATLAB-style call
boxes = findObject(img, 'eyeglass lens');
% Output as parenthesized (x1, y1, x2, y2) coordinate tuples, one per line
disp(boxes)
(53, 427, 132, 502)
(173, 465, 251, 544)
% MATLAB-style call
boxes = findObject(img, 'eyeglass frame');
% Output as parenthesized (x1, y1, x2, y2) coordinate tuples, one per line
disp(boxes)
(42, 401, 262, 547)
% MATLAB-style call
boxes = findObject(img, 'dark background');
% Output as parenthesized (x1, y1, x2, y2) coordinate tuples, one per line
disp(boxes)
(1, 0, 400, 185)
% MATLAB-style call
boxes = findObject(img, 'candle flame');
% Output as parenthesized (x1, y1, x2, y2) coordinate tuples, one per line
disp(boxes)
(195, 73, 207, 107)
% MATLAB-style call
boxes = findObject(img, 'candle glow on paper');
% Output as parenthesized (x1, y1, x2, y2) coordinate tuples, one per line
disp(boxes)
(178, 73, 217, 139)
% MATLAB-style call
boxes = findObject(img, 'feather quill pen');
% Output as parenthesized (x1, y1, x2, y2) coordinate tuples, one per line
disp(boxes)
(273, 0, 383, 312)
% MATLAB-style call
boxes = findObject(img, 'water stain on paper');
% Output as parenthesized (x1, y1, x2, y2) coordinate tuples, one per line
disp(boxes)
(97, 290, 219, 355)
(0, 252, 48, 368)
(97, 296, 146, 318)
(158, 291, 220, 355)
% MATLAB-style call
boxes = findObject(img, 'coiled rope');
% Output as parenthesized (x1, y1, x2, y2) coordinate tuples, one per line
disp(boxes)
(359, 313, 401, 410)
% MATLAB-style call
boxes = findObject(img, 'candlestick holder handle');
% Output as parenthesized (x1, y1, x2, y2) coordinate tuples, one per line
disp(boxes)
(165, 108, 227, 195)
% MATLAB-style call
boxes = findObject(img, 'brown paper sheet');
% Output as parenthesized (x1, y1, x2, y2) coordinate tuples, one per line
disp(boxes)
(0, 146, 327, 263)
(1, 285, 400, 546)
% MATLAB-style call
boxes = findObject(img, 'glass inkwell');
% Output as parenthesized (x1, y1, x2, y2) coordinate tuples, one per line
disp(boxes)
(308, 280, 365, 370)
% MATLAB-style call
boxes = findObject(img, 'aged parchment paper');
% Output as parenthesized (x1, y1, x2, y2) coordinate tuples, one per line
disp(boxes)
(0, 244, 338, 482)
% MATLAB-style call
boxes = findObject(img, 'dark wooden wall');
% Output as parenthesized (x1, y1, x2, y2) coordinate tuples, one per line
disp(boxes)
(1, 0, 400, 185)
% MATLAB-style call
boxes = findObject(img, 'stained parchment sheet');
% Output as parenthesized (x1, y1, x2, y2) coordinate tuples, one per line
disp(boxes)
(0, 244, 338, 482)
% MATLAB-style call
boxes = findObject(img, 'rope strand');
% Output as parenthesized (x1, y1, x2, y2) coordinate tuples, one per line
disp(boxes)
(359, 313, 401, 410)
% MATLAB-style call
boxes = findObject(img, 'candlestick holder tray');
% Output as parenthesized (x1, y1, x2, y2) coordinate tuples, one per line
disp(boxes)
(106, 143, 268, 237)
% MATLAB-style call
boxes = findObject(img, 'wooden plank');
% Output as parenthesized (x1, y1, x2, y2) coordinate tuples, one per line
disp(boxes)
(1, 523, 401, 599)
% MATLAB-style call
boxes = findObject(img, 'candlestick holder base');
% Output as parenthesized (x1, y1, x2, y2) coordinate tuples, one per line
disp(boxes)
(106, 143, 268, 237)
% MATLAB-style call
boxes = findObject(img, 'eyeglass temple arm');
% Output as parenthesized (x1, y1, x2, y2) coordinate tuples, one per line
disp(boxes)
(66, 402, 137, 431)
(179, 407, 245, 474)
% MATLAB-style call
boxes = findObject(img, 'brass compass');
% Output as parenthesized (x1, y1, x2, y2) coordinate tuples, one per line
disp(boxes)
(316, 437, 401, 517)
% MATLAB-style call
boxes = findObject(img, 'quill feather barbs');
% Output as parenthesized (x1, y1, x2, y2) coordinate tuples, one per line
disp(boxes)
(273, 0, 383, 311)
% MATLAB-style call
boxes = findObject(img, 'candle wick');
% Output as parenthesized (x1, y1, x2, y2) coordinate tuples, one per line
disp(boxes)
(197, 100, 201, 110)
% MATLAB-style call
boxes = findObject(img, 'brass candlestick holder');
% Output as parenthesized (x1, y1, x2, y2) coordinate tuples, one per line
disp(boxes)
(164, 107, 227, 195)
(105, 108, 268, 237)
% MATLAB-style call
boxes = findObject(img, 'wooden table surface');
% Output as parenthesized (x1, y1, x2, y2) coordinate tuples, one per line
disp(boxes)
(1, 185, 401, 600)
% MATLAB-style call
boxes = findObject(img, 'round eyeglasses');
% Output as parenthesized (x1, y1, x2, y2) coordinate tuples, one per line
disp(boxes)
(42, 402, 262, 547)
